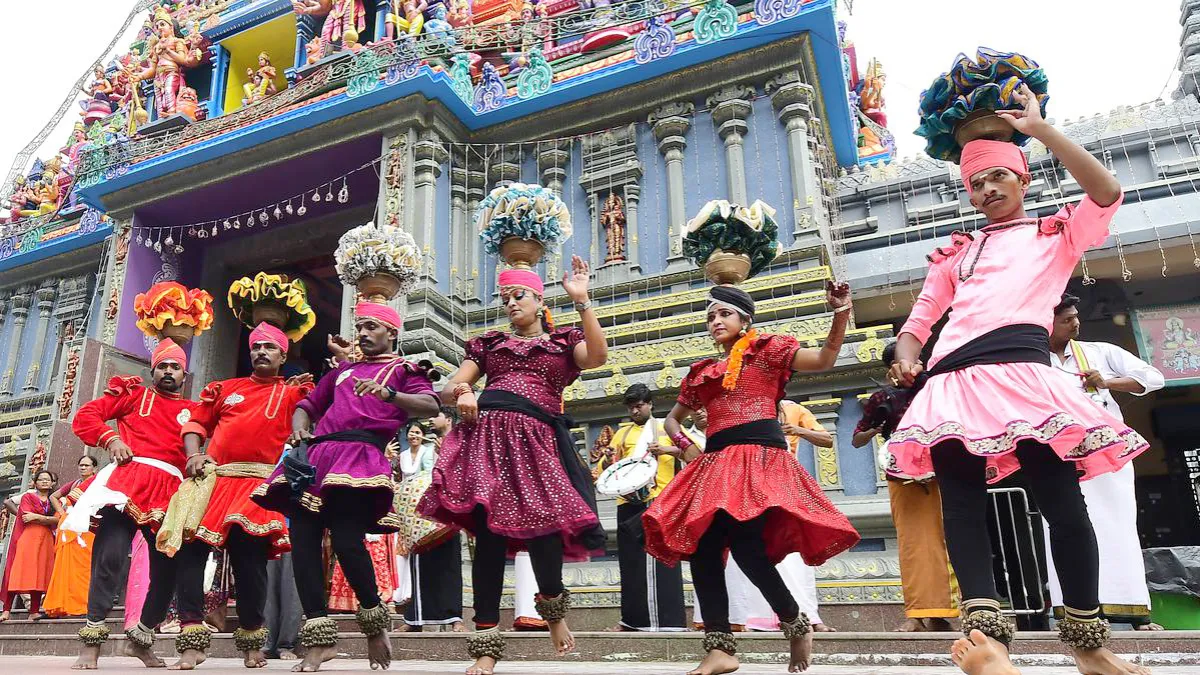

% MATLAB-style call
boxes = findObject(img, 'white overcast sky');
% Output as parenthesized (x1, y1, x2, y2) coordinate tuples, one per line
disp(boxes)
(0, 0, 1184, 177)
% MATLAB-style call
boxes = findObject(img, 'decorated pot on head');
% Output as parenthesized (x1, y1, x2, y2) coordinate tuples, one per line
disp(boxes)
(133, 281, 215, 345)
(476, 182, 573, 269)
(227, 272, 318, 343)
(334, 221, 423, 302)
(682, 199, 780, 286)
(916, 47, 1049, 163)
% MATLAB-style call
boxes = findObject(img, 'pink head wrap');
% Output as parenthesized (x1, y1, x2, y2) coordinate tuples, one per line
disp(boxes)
(498, 269, 544, 296)
(959, 140, 1029, 195)
(249, 321, 288, 352)
(151, 338, 187, 370)
(355, 302, 402, 331)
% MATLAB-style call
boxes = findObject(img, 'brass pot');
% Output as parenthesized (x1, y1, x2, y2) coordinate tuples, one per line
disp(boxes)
(159, 323, 194, 345)
(954, 109, 1016, 148)
(251, 302, 289, 330)
(500, 237, 545, 270)
(704, 249, 752, 285)
(356, 273, 402, 303)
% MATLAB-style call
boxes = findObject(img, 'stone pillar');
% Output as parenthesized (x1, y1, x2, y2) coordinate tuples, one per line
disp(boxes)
(538, 140, 572, 280)
(413, 130, 448, 283)
(207, 44, 230, 119)
(706, 85, 755, 205)
(649, 102, 694, 268)
(767, 72, 825, 248)
(377, 130, 412, 230)
(624, 183, 641, 273)
(488, 146, 522, 189)
(23, 280, 58, 393)
(1, 287, 33, 398)
(466, 168, 488, 297)
(449, 160, 470, 299)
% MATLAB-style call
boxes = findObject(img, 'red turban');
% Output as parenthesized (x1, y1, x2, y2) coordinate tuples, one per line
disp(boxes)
(959, 139, 1029, 195)
(249, 321, 288, 352)
(498, 269, 544, 295)
(354, 302, 402, 331)
(151, 338, 187, 371)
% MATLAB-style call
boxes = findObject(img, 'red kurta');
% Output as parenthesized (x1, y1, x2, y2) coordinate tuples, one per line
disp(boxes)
(181, 375, 311, 558)
(71, 376, 193, 529)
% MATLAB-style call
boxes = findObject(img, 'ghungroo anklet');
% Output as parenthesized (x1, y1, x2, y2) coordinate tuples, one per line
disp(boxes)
(175, 624, 211, 654)
(702, 631, 737, 655)
(233, 626, 269, 653)
(961, 609, 1015, 648)
(298, 617, 339, 648)
(466, 626, 506, 661)
(356, 603, 391, 637)
(780, 613, 812, 640)
(533, 589, 571, 623)
(124, 622, 155, 650)
(1058, 616, 1111, 651)
(79, 622, 110, 646)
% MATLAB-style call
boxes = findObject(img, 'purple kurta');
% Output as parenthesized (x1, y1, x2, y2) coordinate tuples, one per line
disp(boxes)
(252, 356, 437, 532)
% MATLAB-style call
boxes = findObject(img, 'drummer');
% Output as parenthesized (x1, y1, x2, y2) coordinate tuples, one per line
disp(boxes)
(602, 383, 687, 633)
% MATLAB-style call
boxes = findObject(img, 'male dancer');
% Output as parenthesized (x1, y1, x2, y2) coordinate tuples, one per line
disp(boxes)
(253, 302, 439, 672)
(606, 383, 686, 632)
(170, 322, 313, 669)
(68, 339, 196, 669)
(1049, 294, 1163, 628)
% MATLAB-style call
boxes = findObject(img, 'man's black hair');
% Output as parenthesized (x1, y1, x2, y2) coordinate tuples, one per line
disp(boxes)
(882, 342, 897, 367)
(623, 383, 653, 405)
(1055, 293, 1081, 316)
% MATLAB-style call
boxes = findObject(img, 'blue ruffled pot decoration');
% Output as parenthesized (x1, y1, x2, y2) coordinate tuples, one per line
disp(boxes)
(476, 183, 574, 265)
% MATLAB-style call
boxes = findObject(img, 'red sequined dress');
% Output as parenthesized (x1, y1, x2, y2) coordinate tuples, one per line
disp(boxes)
(418, 327, 601, 556)
(643, 334, 860, 566)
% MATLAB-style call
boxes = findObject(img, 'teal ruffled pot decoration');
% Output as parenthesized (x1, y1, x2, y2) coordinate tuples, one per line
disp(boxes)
(916, 48, 1049, 163)
(682, 200, 780, 281)
(476, 183, 573, 256)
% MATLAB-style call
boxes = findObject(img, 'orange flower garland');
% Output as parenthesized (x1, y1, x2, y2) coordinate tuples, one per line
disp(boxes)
(722, 328, 758, 391)
(133, 281, 215, 338)
(542, 306, 555, 330)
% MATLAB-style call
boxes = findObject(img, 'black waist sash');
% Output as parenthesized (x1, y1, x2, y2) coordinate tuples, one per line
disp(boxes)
(906, 323, 1051, 398)
(704, 419, 789, 454)
(282, 430, 389, 501)
(311, 429, 390, 450)
(478, 389, 606, 551)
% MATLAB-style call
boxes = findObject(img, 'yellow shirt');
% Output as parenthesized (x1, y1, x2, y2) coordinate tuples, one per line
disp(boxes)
(607, 419, 677, 504)
(780, 401, 824, 453)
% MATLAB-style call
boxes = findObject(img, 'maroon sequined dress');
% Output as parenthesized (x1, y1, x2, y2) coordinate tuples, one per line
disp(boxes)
(418, 327, 602, 555)
(643, 334, 861, 566)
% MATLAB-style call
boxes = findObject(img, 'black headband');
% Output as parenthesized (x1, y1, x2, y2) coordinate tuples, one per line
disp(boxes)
(708, 285, 755, 320)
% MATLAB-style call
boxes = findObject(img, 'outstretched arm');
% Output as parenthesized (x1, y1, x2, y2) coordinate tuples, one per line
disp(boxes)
(790, 281, 852, 372)
(565, 256, 607, 370)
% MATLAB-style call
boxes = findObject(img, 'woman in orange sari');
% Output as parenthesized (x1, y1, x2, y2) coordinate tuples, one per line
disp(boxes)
(45, 455, 99, 617)
(5, 471, 59, 621)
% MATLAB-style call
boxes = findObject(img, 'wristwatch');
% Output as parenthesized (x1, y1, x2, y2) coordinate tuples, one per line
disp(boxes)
(574, 300, 592, 313)
(384, 386, 397, 402)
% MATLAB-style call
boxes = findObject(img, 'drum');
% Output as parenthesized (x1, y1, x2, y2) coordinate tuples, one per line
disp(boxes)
(877, 438, 934, 482)
(393, 472, 456, 554)
(595, 455, 657, 501)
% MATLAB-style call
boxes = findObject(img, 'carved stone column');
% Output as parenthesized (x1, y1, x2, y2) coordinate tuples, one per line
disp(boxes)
(1, 287, 33, 398)
(767, 72, 824, 248)
(449, 160, 470, 299)
(23, 280, 58, 393)
(466, 167, 488, 295)
(488, 146, 522, 189)
(413, 130, 448, 283)
(538, 140, 572, 278)
(649, 102, 694, 268)
(706, 84, 755, 205)
(376, 131, 412, 230)
(624, 184, 641, 273)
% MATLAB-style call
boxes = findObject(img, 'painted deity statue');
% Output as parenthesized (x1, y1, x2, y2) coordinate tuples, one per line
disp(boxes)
(600, 192, 627, 263)
(386, 0, 428, 38)
(447, 0, 473, 27)
(131, 8, 205, 119)
(242, 52, 279, 106)
(859, 58, 887, 128)
(80, 66, 117, 127)
(323, 0, 368, 48)
(424, 4, 456, 47)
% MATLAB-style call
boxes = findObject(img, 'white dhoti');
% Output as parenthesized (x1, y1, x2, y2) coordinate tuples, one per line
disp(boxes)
(392, 548, 411, 605)
(513, 551, 541, 622)
(1044, 463, 1151, 623)
(692, 554, 822, 628)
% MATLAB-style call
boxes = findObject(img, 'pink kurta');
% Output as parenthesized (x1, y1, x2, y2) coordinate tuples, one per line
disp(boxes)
(888, 195, 1149, 483)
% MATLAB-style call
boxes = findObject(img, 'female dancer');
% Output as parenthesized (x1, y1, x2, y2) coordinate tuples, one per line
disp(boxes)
(643, 283, 861, 675)
(5, 470, 59, 621)
(44, 455, 99, 618)
(419, 255, 606, 675)
(887, 85, 1148, 675)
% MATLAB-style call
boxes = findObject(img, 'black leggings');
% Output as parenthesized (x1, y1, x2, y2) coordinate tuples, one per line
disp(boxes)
(470, 508, 564, 628)
(87, 506, 177, 627)
(176, 528, 270, 629)
(288, 507, 379, 619)
(689, 511, 799, 635)
(932, 439, 1099, 613)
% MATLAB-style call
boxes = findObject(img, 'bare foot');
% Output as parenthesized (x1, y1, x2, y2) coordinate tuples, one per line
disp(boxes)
(167, 649, 206, 670)
(548, 619, 575, 656)
(279, 649, 299, 661)
(72, 645, 101, 670)
(124, 641, 167, 668)
(686, 649, 739, 675)
(292, 644, 337, 672)
(466, 655, 496, 674)
(894, 618, 925, 632)
(366, 631, 391, 670)
(395, 624, 412, 633)
(1134, 623, 1164, 631)
(1071, 646, 1151, 675)
(950, 629, 1019, 675)
(0, 611, 9, 623)
(927, 618, 955, 631)
(602, 624, 632, 632)
(812, 623, 837, 633)
(788, 630, 813, 672)
(242, 649, 268, 668)
(451, 621, 467, 633)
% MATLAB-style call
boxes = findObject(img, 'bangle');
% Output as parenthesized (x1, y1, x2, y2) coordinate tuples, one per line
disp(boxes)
(452, 382, 473, 399)
(670, 431, 693, 450)
(833, 305, 852, 314)
(574, 300, 592, 313)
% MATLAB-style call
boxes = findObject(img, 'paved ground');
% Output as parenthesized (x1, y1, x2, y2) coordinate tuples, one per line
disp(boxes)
(8, 657, 1200, 674)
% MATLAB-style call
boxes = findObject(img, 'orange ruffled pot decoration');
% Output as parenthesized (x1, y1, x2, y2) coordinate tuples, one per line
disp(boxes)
(133, 281, 215, 339)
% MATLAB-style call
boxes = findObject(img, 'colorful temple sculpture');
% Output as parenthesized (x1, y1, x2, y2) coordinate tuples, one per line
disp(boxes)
(2, 0, 1199, 627)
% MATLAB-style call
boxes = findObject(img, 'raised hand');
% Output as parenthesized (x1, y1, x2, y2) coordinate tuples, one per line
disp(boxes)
(996, 84, 1049, 137)
(826, 280, 852, 310)
(286, 373, 314, 388)
(353, 377, 389, 400)
(562, 255, 591, 303)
